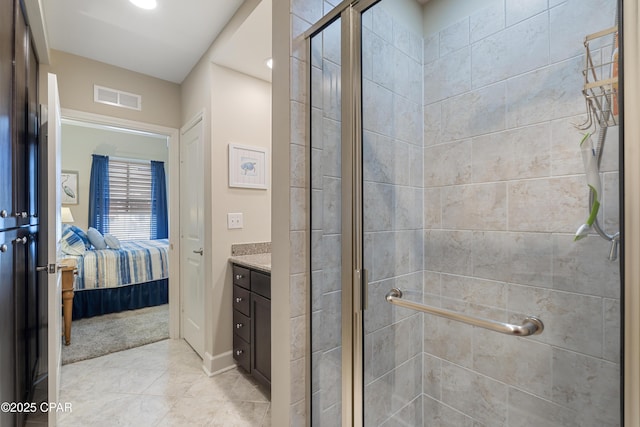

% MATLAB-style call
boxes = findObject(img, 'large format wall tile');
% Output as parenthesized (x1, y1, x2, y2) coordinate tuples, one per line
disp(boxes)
(472, 13, 549, 88)
(473, 329, 552, 399)
(508, 284, 603, 357)
(472, 231, 554, 287)
(549, 0, 617, 63)
(441, 183, 507, 231)
(507, 176, 585, 233)
(470, 2, 505, 44)
(507, 388, 580, 427)
(552, 348, 620, 426)
(424, 140, 472, 187)
(440, 362, 508, 426)
(423, 396, 477, 427)
(439, 17, 469, 56)
(424, 47, 471, 105)
(425, 230, 473, 276)
(506, 56, 584, 128)
(441, 83, 506, 141)
(552, 233, 620, 298)
(471, 123, 552, 182)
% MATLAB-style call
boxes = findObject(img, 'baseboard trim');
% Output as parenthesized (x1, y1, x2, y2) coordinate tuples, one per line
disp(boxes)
(202, 351, 235, 377)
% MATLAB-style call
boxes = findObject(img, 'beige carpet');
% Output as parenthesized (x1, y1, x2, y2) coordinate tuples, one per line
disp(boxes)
(62, 304, 169, 365)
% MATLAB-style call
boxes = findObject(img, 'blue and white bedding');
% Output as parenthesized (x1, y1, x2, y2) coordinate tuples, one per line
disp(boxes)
(72, 239, 169, 290)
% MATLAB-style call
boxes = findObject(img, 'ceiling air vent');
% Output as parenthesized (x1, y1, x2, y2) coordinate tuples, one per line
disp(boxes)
(94, 85, 142, 111)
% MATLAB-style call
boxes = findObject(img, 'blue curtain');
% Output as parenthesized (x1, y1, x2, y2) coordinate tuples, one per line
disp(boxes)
(88, 154, 110, 233)
(151, 161, 168, 239)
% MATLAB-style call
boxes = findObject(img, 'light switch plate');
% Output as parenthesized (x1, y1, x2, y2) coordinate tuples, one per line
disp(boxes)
(227, 212, 243, 229)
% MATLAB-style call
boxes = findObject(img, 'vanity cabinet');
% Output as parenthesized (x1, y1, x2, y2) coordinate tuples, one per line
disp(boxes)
(232, 264, 271, 390)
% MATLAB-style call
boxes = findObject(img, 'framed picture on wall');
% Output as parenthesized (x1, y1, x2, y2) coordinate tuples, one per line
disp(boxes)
(61, 170, 79, 205)
(228, 143, 268, 189)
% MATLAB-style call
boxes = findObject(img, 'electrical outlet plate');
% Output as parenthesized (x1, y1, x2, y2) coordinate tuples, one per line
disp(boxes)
(227, 213, 243, 229)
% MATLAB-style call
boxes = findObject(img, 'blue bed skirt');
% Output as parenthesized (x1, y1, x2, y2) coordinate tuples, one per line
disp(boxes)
(72, 279, 169, 320)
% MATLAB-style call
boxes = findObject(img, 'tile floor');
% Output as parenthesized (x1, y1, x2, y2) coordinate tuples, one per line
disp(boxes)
(55, 339, 271, 426)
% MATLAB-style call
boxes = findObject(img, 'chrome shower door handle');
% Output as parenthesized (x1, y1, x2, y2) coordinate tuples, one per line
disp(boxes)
(385, 288, 543, 337)
(193, 248, 203, 256)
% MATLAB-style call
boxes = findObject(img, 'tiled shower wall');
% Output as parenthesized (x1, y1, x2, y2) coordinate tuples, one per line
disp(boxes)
(421, 0, 620, 426)
(361, 5, 425, 427)
(310, 15, 344, 426)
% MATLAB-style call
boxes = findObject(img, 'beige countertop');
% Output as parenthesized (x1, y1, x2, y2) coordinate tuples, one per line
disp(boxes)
(229, 253, 271, 273)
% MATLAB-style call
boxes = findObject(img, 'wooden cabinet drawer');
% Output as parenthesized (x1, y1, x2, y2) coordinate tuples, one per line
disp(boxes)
(233, 285, 250, 317)
(233, 334, 250, 373)
(233, 309, 251, 343)
(233, 265, 250, 289)
(251, 270, 270, 299)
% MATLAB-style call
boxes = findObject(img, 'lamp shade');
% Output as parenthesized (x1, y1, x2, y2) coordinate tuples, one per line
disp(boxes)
(61, 207, 75, 223)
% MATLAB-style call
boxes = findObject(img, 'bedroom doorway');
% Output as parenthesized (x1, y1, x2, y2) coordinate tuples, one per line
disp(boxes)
(57, 109, 180, 364)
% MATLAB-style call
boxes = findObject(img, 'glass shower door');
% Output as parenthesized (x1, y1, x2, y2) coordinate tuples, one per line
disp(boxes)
(360, 0, 621, 426)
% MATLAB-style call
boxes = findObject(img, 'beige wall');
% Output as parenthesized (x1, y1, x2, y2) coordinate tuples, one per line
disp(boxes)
(181, 24, 272, 371)
(40, 50, 181, 128)
(60, 123, 169, 232)
(210, 64, 272, 358)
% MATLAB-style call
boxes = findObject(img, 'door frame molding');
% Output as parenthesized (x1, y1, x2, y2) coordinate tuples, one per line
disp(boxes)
(59, 108, 181, 339)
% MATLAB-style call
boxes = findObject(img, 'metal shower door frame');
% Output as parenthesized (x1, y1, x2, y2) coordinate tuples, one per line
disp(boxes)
(305, 0, 377, 425)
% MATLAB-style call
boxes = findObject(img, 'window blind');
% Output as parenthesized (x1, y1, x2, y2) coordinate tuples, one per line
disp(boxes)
(107, 159, 153, 240)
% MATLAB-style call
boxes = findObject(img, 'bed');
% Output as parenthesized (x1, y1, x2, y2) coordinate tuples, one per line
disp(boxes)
(68, 239, 170, 319)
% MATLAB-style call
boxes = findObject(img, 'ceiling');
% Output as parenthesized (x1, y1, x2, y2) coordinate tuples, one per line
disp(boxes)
(41, 0, 272, 84)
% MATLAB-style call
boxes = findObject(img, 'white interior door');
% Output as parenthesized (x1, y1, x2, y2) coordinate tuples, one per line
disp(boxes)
(180, 116, 205, 357)
(42, 73, 62, 426)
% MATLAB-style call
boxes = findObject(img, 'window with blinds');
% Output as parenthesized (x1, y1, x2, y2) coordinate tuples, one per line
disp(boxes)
(107, 159, 153, 240)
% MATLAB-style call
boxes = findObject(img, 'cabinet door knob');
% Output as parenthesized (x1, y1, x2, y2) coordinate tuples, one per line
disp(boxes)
(235, 297, 243, 303)
(0, 244, 7, 253)
(236, 323, 243, 329)
(235, 350, 243, 356)
(0, 210, 7, 218)
(235, 274, 244, 280)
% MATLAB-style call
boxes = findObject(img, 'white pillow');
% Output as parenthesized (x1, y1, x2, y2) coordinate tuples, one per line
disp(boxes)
(87, 227, 107, 249)
(104, 233, 121, 249)
(60, 227, 86, 255)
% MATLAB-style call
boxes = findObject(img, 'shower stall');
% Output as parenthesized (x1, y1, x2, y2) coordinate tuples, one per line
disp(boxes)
(307, 0, 622, 425)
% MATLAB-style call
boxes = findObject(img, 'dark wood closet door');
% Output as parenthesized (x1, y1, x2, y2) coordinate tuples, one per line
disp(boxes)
(23, 227, 39, 401)
(13, 0, 28, 227)
(27, 32, 38, 225)
(0, 230, 17, 427)
(13, 228, 28, 427)
(0, 0, 16, 231)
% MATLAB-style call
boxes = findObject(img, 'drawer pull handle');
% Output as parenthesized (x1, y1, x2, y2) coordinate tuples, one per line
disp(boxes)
(236, 323, 243, 329)
(235, 350, 243, 356)
(13, 236, 27, 245)
(235, 297, 243, 303)
(235, 274, 244, 280)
